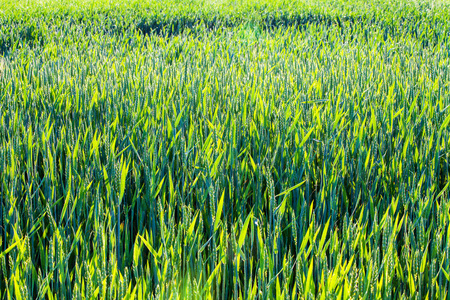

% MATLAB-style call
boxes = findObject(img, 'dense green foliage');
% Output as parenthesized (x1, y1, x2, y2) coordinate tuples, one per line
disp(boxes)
(1, 0, 450, 299)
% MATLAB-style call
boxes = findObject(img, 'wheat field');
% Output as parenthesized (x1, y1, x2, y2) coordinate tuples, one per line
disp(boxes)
(0, 0, 450, 299)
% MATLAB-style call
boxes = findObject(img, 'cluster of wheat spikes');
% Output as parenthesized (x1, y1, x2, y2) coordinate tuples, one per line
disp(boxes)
(1, 0, 450, 299)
